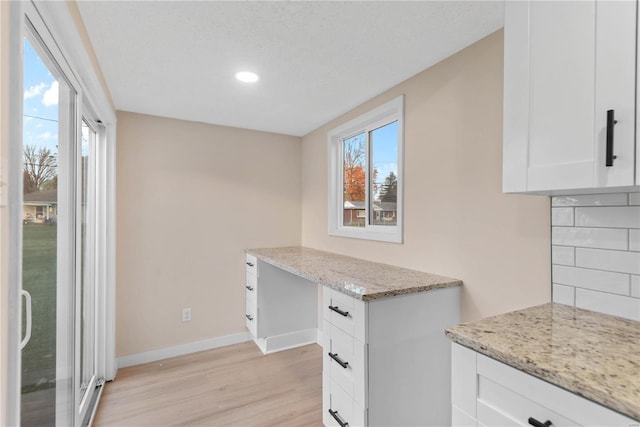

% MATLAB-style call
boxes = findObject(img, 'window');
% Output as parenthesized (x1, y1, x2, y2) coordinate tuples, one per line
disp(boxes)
(328, 95, 404, 243)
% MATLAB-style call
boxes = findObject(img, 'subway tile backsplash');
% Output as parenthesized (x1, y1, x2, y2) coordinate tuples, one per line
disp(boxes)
(551, 193, 629, 207)
(551, 208, 574, 226)
(575, 206, 640, 228)
(553, 265, 630, 295)
(551, 192, 640, 321)
(551, 245, 575, 266)
(552, 227, 628, 250)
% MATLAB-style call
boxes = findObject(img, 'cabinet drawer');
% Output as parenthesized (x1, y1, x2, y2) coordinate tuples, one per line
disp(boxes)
(245, 289, 257, 314)
(323, 374, 366, 427)
(477, 354, 636, 427)
(323, 286, 366, 342)
(245, 274, 257, 292)
(477, 375, 577, 426)
(323, 320, 366, 406)
(245, 292, 257, 337)
(245, 254, 257, 277)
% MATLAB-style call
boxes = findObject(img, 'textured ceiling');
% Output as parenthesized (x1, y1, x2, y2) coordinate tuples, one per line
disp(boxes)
(77, 1, 504, 137)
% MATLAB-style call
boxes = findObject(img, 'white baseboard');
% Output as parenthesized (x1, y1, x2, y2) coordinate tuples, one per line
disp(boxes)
(117, 331, 252, 369)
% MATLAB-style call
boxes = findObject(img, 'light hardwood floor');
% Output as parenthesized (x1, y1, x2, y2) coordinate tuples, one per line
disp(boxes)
(94, 342, 323, 426)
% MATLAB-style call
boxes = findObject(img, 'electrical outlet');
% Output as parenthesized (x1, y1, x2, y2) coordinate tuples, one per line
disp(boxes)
(182, 308, 192, 322)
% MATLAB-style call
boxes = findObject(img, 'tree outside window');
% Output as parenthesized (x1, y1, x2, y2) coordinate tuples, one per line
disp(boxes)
(329, 95, 404, 243)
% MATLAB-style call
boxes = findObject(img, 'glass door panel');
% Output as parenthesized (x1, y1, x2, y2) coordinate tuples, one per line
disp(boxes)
(21, 16, 81, 423)
(21, 35, 73, 426)
(78, 120, 98, 421)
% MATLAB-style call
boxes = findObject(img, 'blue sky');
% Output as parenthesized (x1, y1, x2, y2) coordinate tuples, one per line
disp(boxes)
(23, 38, 59, 156)
(371, 121, 398, 194)
(344, 120, 399, 200)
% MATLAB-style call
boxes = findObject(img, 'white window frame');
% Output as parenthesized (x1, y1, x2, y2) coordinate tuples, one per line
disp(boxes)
(328, 95, 404, 243)
(31, 0, 118, 386)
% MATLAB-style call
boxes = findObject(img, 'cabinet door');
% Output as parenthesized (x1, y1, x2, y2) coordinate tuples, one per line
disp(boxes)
(594, 1, 636, 188)
(503, 1, 636, 193)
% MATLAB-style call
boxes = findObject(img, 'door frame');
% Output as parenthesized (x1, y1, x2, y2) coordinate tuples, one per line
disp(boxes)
(6, 1, 116, 425)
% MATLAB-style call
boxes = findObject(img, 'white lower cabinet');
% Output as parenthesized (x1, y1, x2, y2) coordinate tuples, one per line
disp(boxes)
(244, 254, 258, 336)
(244, 254, 317, 354)
(451, 343, 636, 427)
(323, 285, 461, 426)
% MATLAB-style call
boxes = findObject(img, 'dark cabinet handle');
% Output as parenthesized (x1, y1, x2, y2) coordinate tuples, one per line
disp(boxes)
(245, 285, 254, 291)
(328, 305, 349, 317)
(246, 262, 255, 267)
(245, 314, 253, 321)
(528, 417, 552, 427)
(328, 409, 349, 427)
(328, 352, 349, 369)
(606, 109, 618, 167)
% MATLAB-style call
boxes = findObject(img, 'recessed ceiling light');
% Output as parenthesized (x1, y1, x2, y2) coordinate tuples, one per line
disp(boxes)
(235, 71, 259, 83)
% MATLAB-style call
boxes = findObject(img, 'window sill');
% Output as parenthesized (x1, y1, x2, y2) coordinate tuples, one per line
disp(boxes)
(328, 225, 403, 244)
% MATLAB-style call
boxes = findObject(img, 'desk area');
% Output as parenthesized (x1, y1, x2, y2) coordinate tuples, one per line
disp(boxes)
(244, 246, 462, 426)
(246, 246, 462, 300)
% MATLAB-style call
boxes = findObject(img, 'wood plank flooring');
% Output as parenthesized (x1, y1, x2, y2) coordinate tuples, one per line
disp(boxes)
(94, 342, 323, 426)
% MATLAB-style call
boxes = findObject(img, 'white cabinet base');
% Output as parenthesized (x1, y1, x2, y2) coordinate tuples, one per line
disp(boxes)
(324, 286, 462, 427)
(451, 343, 637, 427)
(253, 327, 318, 355)
(245, 256, 318, 355)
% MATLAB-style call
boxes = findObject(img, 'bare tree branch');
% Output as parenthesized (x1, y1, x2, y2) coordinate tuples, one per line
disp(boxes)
(23, 144, 57, 193)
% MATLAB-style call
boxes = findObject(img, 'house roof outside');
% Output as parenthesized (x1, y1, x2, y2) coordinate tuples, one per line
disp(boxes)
(23, 189, 57, 204)
(344, 200, 396, 211)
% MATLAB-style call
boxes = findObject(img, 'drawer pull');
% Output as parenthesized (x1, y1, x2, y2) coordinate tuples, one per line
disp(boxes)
(328, 352, 349, 369)
(328, 305, 349, 317)
(528, 417, 552, 427)
(605, 109, 618, 167)
(246, 262, 255, 267)
(245, 314, 254, 321)
(245, 285, 254, 291)
(328, 409, 349, 427)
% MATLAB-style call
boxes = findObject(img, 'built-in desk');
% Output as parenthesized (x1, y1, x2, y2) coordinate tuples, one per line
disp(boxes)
(244, 246, 462, 427)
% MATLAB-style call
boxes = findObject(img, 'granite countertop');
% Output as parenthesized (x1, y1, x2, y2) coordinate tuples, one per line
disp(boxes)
(445, 303, 640, 421)
(245, 246, 462, 301)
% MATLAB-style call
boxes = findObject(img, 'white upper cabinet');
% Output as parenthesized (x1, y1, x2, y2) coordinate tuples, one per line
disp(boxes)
(503, 1, 637, 193)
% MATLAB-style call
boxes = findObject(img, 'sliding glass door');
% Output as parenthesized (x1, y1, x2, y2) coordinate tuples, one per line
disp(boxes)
(19, 10, 104, 426)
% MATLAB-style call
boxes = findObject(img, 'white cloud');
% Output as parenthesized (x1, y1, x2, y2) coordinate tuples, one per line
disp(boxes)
(24, 82, 46, 100)
(42, 81, 59, 107)
(36, 131, 57, 141)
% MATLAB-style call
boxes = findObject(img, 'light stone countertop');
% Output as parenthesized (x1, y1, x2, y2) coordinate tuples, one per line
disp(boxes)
(245, 246, 462, 301)
(445, 303, 640, 421)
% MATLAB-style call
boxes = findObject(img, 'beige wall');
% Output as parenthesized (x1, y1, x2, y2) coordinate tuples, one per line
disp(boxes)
(301, 30, 551, 322)
(116, 112, 302, 357)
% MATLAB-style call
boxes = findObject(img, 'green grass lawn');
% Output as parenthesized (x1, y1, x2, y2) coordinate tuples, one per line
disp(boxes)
(22, 224, 57, 393)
